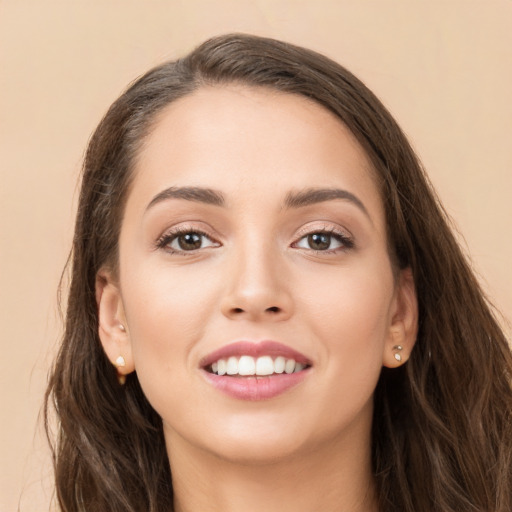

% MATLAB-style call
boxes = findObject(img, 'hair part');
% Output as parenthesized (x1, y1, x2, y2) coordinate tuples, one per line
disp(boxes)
(45, 33, 512, 512)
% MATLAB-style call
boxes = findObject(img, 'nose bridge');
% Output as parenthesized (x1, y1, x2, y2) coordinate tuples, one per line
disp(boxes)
(221, 229, 292, 321)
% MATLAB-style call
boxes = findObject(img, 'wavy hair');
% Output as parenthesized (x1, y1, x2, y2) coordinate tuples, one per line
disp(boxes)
(45, 33, 512, 511)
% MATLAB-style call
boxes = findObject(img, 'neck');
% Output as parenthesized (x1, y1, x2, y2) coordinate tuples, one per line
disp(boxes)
(167, 426, 378, 512)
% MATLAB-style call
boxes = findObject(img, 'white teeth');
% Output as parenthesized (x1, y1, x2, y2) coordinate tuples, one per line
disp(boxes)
(256, 356, 274, 376)
(274, 356, 286, 373)
(217, 359, 227, 376)
(238, 355, 256, 375)
(284, 358, 296, 374)
(226, 356, 238, 375)
(210, 355, 308, 376)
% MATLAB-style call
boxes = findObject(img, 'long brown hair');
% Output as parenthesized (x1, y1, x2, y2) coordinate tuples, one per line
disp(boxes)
(45, 33, 512, 512)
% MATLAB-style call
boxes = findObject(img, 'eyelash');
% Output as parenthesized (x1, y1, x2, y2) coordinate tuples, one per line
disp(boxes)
(155, 225, 354, 255)
(155, 226, 218, 256)
(292, 226, 354, 254)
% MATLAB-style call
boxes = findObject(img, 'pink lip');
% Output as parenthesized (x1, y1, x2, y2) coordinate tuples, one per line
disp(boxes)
(199, 340, 312, 401)
(201, 371, 310, 401)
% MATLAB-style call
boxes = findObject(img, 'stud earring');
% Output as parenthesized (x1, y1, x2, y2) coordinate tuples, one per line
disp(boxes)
(115, 355, 126, 385)
(119, 324, 126, 332)
(393, 345, 403, 362)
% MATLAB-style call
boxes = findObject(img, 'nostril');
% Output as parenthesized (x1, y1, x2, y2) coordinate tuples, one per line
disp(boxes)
(223, 303, 288, 319)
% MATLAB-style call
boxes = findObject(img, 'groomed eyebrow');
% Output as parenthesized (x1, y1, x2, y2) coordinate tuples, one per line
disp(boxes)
(146, 186, 225, 212)
(145, 185, 370, 221)
(284, 187, 370, 219)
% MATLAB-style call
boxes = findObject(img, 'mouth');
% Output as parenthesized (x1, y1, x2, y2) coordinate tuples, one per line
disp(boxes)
(199, 341, 312, 400)
(207, 355, 310, 377)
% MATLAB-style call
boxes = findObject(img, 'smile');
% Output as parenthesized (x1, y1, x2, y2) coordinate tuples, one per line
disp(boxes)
(209, 355, 307, 376)
(200, 341, 312, 400)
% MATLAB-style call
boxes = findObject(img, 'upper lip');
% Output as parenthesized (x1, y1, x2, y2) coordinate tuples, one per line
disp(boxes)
(199, 340, 312, 369)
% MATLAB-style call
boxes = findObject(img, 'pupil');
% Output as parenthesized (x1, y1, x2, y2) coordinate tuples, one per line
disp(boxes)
(308, 233, 330, 250)
(178, 233, 202, 250)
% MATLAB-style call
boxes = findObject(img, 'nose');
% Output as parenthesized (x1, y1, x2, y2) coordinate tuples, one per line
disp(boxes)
(220, 243, 293, 322)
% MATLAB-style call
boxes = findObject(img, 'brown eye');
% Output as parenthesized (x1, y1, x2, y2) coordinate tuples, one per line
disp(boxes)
(307, 233, 331, 250)
(294, 230, 352, 252)
(176, 232, 203, 250)
(159, 230, 220, 253)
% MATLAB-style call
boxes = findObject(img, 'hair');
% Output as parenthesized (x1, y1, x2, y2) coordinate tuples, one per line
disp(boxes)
(45, 33, 512, 512)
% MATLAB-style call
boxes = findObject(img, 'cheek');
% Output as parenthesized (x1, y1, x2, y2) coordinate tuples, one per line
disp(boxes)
(289, 263, 394, 437)
(302, 260, 393, 338)
(298, 258, 395, 390)
(120, 262, 220, 379)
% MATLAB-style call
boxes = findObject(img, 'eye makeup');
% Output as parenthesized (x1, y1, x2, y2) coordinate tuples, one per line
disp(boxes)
(153, 221, 355, 258)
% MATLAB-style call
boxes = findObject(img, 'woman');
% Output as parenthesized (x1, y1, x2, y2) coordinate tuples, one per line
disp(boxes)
(45, 33, 512, 512)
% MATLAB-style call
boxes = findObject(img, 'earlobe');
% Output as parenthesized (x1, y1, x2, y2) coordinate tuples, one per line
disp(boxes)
(96, 269, 135, 380)
(383, 268, 418, 368)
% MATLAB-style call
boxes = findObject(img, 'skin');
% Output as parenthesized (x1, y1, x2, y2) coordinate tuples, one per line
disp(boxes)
(97, 86, 418, 512)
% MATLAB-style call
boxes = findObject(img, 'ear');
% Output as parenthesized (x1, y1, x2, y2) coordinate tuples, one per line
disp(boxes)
(382, 267, 418, 368)
(96, 268, 135, 379)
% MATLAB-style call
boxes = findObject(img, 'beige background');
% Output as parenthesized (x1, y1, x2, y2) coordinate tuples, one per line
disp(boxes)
(1, 1, 511, 510)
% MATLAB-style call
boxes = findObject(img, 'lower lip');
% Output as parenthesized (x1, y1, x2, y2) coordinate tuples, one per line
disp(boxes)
(201, 369, 310, 401)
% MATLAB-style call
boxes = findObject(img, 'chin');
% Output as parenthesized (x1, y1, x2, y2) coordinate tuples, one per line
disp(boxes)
(204, 432, 310, 466)
(166, 411, 314, 465)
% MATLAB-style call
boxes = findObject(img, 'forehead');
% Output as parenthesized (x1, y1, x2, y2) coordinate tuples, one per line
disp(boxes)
(129, 85, 383, 219)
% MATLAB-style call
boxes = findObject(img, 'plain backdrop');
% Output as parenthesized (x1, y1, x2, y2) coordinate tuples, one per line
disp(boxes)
(1, 1, 511, 510)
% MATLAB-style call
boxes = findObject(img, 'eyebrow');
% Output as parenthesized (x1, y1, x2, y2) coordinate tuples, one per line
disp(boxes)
(145, 185, 370, 220)
(284, 187, 370, 219)
(146, 186, 225, 211)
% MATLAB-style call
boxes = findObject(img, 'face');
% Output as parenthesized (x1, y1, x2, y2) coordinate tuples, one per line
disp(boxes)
(98, 85, 416, 464)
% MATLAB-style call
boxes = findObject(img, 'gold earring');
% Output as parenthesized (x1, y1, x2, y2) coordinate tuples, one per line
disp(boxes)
(115, 355, 126, 385)
(393, 345, 403, 362)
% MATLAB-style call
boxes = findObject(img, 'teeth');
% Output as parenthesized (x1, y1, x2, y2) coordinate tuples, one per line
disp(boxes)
(294, 363, 305, 373)
(238, 355, 256, 375)
(217, 359, 227, 376)
(226, 356, 238, 375)
(255, 356, 274, 375)
(209, 355, 307, 376)
(274, 356, 285, 373)
(284, 359, 296, 374)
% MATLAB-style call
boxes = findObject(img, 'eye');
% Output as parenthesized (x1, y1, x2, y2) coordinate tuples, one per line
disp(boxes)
(157, 229, 220, 253)
(293, 230, 353, 252)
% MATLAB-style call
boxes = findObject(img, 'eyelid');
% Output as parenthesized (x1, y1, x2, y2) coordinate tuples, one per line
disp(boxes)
(294, 222, 353, 240)
(155, 223, 221, 254)
(291, 223, 354, 252)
